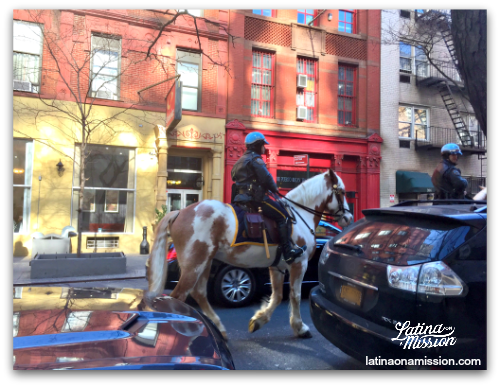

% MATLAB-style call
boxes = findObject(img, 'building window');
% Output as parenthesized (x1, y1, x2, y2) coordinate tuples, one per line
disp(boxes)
(90, 34, 121, 100)
(461, 114, 483, 147)
(251, 51, 274, 118)
(296, 57, 317, 123)
(72, 144, 136, 233)
(13, 20, 42, 93)
(400, 42, 428, 76)
(176, 9, 204, 17)
(252, 10, 276, 17)
(338, 65, 357, 126)
(62, 311, 92, 332)
(297, 10, 317, 26)
(177, 50, 202, 111)
(339, 10, 356, 33)
(398, 105, 428, 139)
(13, 139, 33, 234)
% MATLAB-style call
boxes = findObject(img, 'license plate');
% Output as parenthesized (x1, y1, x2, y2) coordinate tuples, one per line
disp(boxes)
(340, 284, 362, 307)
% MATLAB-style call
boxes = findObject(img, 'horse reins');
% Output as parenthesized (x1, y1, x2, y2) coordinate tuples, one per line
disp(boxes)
(272, 184, 350, 228)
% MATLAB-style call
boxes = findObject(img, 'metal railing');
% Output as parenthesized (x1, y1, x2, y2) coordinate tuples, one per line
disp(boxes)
(463, 176, 486, 195)
(415, 126, 486, 152)
(416, 59, 462, 84)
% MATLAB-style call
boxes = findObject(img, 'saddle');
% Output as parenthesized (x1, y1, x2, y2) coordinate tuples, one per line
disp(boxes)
(230, 203, 279, 246)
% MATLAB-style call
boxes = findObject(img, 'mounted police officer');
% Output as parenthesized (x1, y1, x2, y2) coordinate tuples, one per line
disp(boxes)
(231, 132, 305, 264)
(431, 143, 468, 200)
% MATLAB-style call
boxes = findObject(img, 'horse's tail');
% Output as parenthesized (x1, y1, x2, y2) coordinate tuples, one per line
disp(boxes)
(144, 210, 180, 304)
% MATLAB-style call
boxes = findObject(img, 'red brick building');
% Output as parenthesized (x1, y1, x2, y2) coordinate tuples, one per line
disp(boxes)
(224, 10, 382, 221)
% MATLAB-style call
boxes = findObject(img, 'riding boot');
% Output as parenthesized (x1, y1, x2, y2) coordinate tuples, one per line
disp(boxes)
(277, 220, 306, 264)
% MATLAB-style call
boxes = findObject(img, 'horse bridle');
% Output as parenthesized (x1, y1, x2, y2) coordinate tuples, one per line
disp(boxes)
(273, 183, 351, 232)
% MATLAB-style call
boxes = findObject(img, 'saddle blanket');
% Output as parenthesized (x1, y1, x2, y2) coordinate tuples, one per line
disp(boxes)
(228, 204, 278, 247)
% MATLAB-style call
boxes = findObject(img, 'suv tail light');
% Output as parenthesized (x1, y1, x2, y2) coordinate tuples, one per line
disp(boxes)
(387, 262, 466, 296)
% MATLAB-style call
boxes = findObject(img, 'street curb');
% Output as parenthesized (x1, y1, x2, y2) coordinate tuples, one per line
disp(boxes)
(13, 275, 146, 287)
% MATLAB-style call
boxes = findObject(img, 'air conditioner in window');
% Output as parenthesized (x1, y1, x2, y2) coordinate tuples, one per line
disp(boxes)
(297, 106, 307, 120)
(297, 74, 308, 88)
(95, 90, 112, 99)
(13, 80, 33, 92)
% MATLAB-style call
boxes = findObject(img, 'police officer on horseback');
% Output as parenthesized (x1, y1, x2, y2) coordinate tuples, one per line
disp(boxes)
(431, 143, 468, 200)
(231, 132, 305, 264)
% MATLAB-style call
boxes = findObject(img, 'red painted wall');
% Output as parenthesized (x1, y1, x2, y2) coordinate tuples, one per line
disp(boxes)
(224, 10, 382, 220)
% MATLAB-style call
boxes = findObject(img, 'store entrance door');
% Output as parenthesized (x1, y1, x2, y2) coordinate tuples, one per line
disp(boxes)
(166, 189, 202, 212)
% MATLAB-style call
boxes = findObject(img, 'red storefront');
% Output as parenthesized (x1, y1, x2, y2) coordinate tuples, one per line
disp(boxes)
(224, 119, 382, 222)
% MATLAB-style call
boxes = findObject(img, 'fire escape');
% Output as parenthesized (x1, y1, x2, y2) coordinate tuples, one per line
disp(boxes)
(415, 11, 486, 156)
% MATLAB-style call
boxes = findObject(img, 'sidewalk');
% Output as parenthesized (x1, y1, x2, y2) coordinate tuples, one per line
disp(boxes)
(13, 254, 150, 286)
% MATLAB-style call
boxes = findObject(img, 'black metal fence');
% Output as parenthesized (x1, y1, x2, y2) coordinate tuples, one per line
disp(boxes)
(416, 59, 462, 84)
(415, 126, 486, 152)
(464, 176, 486, 195)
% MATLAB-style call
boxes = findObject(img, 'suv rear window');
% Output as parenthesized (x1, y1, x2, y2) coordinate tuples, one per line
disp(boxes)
(331, 215, 477, 265)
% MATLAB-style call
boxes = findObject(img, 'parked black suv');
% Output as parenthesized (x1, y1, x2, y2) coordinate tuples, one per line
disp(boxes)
(310, 200, 487, 369)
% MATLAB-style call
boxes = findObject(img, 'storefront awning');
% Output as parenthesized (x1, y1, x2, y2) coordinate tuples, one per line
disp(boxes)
(396, 171, 435, 194)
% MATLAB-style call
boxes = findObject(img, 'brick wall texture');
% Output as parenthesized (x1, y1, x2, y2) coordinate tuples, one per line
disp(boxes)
(22, 9, 226, 115)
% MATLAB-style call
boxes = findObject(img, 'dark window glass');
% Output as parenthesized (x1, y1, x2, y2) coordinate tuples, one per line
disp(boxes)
(167, 156, 202, 171)
(84, 145, 131, 188)
(331, 216, 477, 265)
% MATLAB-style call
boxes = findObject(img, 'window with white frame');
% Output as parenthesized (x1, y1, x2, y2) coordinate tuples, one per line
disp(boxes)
(90, 34, 121, 100)
(398, 106, 428, 140)
(72, 144, 135, 233)
(13, 139, 33, 234)
(399, 42, 428, 77)
(461, 113, 483, 147)
(13, 20, 42, 93)
(177, 50, 202, 111)
(62, 311, 92, 332)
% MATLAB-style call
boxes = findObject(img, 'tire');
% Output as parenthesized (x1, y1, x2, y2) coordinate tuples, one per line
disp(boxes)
(213, 265, 257, 308)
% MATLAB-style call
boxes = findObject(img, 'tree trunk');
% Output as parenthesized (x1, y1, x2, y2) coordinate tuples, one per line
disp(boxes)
(451, 10, 487, 138)
(77, 125, 86, 257)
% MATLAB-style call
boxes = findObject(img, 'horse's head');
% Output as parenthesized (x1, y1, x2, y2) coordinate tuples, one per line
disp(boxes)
(325, 169, 353, 228)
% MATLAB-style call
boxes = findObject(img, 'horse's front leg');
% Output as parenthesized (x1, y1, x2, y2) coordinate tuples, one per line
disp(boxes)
(288, 258, 312, 338)
(249, 266, 284, 333)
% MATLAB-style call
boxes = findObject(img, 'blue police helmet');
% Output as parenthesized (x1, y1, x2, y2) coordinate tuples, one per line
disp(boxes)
(441, 143, 463, 156)
(245, 132, 269, 145)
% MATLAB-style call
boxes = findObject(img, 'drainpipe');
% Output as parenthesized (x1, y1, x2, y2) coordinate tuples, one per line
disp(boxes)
(308, 10, 327, 26)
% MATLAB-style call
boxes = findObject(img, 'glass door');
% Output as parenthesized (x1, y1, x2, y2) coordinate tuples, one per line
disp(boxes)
(167, 189, 201, 212)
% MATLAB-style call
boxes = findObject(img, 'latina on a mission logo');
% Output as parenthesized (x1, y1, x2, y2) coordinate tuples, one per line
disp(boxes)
(391, 321, 456, 349)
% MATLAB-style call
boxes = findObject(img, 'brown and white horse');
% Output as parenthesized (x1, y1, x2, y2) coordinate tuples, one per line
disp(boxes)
(144, 169, 353, 340)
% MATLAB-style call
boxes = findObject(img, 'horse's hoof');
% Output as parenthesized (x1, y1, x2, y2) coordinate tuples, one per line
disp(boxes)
(298, 330, 312, 339)
(248, 319, 261, 333)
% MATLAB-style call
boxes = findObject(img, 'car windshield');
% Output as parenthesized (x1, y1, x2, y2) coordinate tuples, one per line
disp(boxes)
(330, 215, 476, 265)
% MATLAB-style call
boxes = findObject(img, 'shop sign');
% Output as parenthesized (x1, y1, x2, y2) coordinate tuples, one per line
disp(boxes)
(166, 79, 182, 131)
(293, 154, 308, 166)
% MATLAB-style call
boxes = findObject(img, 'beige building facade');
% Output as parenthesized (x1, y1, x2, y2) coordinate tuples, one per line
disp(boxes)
(380, 9, 486, 208)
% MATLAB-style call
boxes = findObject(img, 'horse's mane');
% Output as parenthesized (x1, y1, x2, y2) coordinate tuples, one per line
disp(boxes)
(286, 171, 331, 204)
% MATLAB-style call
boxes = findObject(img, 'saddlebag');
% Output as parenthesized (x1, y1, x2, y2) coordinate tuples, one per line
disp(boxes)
(244, 213, 263, 239)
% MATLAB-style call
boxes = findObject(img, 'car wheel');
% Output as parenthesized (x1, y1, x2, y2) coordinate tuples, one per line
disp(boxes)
(213, 266, 256, 308)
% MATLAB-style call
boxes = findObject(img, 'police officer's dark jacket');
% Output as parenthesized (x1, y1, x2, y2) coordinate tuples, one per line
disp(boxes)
(231, 150, 278, 203)
(431, 159, 468, 199)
